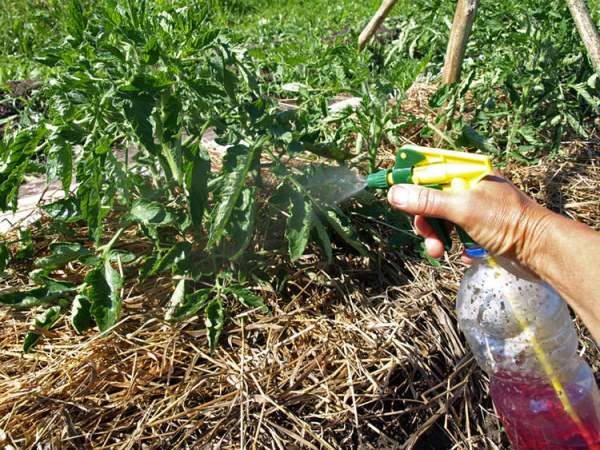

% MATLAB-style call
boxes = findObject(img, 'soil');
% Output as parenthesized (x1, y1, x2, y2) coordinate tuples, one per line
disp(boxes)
(0, 79, 39, 134)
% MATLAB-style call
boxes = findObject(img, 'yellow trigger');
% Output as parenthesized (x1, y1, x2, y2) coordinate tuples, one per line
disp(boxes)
(402, 145, 492, 189)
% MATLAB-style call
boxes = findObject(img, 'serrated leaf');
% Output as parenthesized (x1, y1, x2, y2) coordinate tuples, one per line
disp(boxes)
(71, 294, 93, 334)
(572, 83, 600, 109)
(131, 199, 174, 226)
(208, 144, 260, 248)
(187, 147, 210, 232)
(123, 93, 158, 154)
(0, 127, 44, 211)
(86, 259, 122, 332)
(321, 207, 367, 255)
(205, 299, 224, 352)
(166, 288, 211, 322)
(76, 151, 106, 243)
(34, 242, 92, 270)
(285, 190, 313, 261)
(65, 0, 86, 43)
(194, 29, 220, 49)
(47, 137, 73, 194)
(23, 305, 62, 353)
(227, 286, 269, 314)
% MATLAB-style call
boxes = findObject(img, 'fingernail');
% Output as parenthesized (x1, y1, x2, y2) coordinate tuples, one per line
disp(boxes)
(389, 185, 407, 207)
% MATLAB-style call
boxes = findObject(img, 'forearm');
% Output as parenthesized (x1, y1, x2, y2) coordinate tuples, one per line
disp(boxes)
(527, 213, 600, 344)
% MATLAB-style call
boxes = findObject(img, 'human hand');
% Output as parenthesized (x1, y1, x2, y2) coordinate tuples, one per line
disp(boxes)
(386, 175, 554, 266)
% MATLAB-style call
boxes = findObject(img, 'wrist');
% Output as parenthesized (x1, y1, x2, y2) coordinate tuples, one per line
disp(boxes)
(514, 203, 558, 275)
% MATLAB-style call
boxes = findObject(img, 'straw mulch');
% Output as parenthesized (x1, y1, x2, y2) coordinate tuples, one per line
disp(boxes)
(0, 129, 599, 449)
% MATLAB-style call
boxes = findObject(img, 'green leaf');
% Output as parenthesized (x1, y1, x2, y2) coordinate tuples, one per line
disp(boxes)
(572, 83, 600, 109)
(149, 242, 191, 277)
(187, 147, 210, 233)
(227, 286, 269, 314)
(312, 212, 332, 264)
(0, 286, 61, 309)
(34, 242, 92, 270)
(23, 305, 62, 353)
(222, 67, 238, 100)
(0, 244, 10, 273)
(194, 29, 220, 49)
(226, 187, 256, 260)
(28, 270, 78, 295)
(205, 299, 224, 352)
(14, 229, 34, 260)
(564, 113, 588, 138)
(139, 255, 157, 280)
(161, 141, 184, 187)
(108, 250, 136, 264)
(131, 199, 174, 226)
(42, 197, 82, 222)
(321, 207, 368, 256)
(76, 151, 107, 243)
(70, 294, 93, 334)
(285, 190, 313, 261)
(460, 125, 498, 154)
(123, 93, 158, 154)
(65, 0, 86, 43)
(47, 137, 73, 194)
(159, 93, 182, 144)
(208, 144, 260, 248)
(166, 288, 211, 322)
(0, 127, 45, 211)
(86, 259, 122, 332)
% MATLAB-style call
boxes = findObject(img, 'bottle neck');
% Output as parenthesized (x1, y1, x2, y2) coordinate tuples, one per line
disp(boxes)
(464, 246, 488, 259)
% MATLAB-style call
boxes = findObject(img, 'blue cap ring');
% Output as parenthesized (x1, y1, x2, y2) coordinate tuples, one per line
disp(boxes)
(464, 246, 488, 259)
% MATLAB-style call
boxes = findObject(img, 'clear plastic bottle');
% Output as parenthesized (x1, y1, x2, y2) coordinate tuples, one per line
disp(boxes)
(456, 253, 600, 449)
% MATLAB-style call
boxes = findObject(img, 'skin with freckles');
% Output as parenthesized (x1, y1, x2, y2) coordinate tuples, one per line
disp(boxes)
(387, 175, 600, 344)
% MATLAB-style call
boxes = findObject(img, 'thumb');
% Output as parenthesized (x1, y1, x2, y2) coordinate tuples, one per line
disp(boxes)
(387, 184, 463, 222)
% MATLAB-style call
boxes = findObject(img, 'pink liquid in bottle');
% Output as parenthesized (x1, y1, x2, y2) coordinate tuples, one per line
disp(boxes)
(491, 374, 600, 450)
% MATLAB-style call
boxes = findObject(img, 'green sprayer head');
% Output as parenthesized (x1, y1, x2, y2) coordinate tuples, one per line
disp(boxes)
(366, 169, 390, 190)
(366, 167, 413, 190)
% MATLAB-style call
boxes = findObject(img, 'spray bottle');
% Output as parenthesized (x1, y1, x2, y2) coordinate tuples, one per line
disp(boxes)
(367, 145, 600, 449)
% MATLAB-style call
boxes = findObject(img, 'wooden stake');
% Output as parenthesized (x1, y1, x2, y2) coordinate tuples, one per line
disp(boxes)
(442, 0, 480, 84)
(566, 0, 600, 74)
(358, 0, 399, 51)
